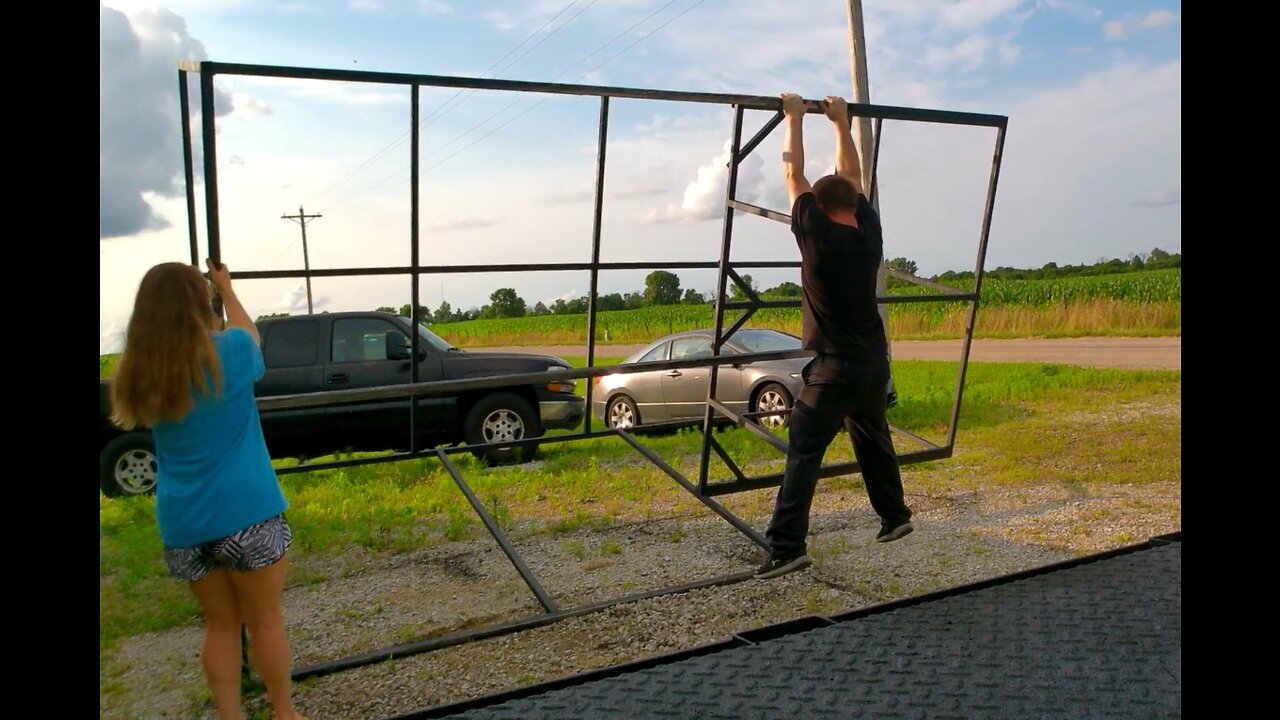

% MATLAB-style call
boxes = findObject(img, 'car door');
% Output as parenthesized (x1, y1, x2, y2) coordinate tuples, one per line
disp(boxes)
(661, 336, 744, 419)
(626, 341, 673, 422)
(325, 316, 444, 450)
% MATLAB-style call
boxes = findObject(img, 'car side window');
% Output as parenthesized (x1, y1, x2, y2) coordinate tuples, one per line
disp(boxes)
(263, 320, 319, 369)
(671, 336, 714, 361)
(332, 318, 406, 363)
(638, 342, 669, 363)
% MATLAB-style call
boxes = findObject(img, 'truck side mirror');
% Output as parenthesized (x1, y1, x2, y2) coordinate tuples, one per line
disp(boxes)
(385, 331, 413, 361)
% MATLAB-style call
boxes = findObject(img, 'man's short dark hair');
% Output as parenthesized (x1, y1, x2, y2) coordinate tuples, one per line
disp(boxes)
(812, 174, 859, 212)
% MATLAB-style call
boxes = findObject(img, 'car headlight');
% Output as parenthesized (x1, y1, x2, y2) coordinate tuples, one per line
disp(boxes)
(789, 372, 802, 379)
(546, 366, 577, 394)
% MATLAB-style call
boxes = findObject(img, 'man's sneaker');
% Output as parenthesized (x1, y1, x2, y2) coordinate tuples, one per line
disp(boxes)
(876, 520, 915, 543)
(754, 553, 813, 579)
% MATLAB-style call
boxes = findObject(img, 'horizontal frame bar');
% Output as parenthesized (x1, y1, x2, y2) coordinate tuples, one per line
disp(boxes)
(181, 61, 1009, 128)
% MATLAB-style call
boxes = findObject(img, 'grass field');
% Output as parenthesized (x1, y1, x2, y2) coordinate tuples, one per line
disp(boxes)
(99, 359, 1181, 653)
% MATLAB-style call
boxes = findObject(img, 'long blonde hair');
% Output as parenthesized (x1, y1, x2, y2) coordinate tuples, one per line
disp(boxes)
(110, 262, 223, 429)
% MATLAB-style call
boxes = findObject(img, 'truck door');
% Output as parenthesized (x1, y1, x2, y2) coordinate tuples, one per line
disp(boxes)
(325, 316, 445, 451)
(256, 318, 330, 456)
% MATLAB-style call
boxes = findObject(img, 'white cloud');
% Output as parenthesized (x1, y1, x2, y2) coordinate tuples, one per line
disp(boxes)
(643, 140, 769, 223)
(1143, 9, 1178, 28)
(1104, 9, 1179, 41)
(1102, 19, 1128, 41)
(938, 0, 1025, 30)
(100, 5, 232, 238)
(419, 1, 453, 14)
(1036, 0, 1102, 21)
(101, 323, 127, 356)
(282, 286, 331, 314)
(231, 92, 272, 118)
(484, 10, 514, 31)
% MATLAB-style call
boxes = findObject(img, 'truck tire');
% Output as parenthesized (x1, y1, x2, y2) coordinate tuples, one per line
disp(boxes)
(101, 431, 158, 497)
(464, 392, 541, 466)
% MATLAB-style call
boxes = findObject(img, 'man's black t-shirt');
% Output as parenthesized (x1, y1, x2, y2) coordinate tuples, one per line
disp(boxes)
(791, 191, 888, 357)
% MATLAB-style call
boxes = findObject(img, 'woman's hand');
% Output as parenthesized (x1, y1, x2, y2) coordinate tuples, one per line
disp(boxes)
(205, 258, 232, 294)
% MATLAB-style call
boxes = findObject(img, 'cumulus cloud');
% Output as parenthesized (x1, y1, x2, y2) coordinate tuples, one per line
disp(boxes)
(100, 5, 233, 238)
(282, 285, 331, 314)
(643, 140, 769, 223)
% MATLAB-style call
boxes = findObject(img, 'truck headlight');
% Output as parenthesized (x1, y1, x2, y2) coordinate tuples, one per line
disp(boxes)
(546, 366, 576, 394)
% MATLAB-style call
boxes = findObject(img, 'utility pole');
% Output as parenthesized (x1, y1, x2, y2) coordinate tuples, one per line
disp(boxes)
(281, 206, 322, 314)
(846, 0, 897, 402)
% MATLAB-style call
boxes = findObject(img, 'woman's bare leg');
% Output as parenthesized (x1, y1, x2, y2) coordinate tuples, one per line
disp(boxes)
(189, 568, 245, 719)
(228, 553, 304, 720)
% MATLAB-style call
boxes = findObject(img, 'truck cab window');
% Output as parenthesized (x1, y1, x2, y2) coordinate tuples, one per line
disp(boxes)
(332, 318, 406, 363)
(262, 319, 319, 369)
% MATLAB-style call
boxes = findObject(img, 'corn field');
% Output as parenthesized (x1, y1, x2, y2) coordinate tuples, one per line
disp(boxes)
(433, 270, 1181, 346)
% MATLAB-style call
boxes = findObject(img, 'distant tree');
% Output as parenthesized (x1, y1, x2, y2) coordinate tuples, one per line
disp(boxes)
(729, 274, 757, 302)
(763, 282, 802, 297)
(884, 257, 919, 289)
(531, 301, 550, 316)
(681, 288, 706, 305)
(643, 270, 682, 306)
(375, 306, 397, 313)
(566, 296, 589, 314)
(484, 288, 527, 319)
(623, 292, 646, 310)
(597, 293, 626, 312)
(399, 304, 431, 320)
(552, 299, 570, 315)
(256, 312, 290, 321)
(434, 301, 453, 324)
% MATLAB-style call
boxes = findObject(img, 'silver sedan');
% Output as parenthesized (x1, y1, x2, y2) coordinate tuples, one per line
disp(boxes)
(591, 328, 809, 430)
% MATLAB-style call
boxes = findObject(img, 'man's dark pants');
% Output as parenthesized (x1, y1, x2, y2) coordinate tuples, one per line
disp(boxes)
(765, 352, 912, 558)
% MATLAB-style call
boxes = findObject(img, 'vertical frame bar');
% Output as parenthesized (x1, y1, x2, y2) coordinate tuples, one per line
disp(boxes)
(584, 96, 609, 434)
(869, 116, 883, 206)
(199, 67, 221, 264)
(697, 105, 745, 491)
(410, 84, 422, 451)
(947, 124, 1007, 447)
(178, 70, 199, 266)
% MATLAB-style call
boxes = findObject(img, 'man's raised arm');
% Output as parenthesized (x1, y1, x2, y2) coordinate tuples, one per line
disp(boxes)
(781, 93, 812, 206)
(824, 96, 865, 197)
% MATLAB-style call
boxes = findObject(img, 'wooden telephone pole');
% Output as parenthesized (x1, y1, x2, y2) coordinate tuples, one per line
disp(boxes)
(281, 206, 322, 314)
(845, 1, 894, 354)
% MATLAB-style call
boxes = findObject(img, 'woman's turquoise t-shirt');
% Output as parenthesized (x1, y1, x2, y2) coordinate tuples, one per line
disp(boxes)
(152, 327, 287, 548)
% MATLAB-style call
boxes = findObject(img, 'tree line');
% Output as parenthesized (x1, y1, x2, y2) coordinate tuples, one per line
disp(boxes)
(257, 248, 1179, 323)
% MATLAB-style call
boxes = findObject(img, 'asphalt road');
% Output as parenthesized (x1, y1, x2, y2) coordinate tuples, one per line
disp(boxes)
(468, 336, 1181, 371)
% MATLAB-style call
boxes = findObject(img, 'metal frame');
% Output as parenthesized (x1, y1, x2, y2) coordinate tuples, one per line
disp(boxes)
(175, 60, 1007, 681)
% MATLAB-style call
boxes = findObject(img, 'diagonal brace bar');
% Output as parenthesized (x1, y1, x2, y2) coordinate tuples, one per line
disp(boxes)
(437, 450, 558, 613)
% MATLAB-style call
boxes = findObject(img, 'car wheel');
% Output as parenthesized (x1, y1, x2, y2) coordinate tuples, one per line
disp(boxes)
(100, 431, 158, 497)
(464, 392, 541, 466)
(753, 383, 793, 429)
(606, 395, 640, 430)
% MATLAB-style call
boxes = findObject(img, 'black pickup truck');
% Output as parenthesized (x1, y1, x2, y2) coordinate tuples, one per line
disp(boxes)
(99, 311, 584, 496)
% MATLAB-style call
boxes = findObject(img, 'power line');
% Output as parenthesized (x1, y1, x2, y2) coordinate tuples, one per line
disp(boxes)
(302, 1, 591, 208)
(331, 0, 704, 208)
(425, 0, 705, 172)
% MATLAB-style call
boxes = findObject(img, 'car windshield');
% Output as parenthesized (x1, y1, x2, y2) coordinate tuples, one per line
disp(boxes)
(405, 319, 457, 352)
(727, 329, 802, 353)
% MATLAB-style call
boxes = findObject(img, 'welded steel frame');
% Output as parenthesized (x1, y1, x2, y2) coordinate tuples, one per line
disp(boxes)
(175, 60, 1007, 681)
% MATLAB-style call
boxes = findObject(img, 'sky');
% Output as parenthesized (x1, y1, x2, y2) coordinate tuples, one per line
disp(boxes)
(99, 0, 1181, 354)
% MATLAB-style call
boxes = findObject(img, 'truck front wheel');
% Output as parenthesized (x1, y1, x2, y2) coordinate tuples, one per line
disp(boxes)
(464, 393, 541, 466)
(100, 431, 158, 497)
